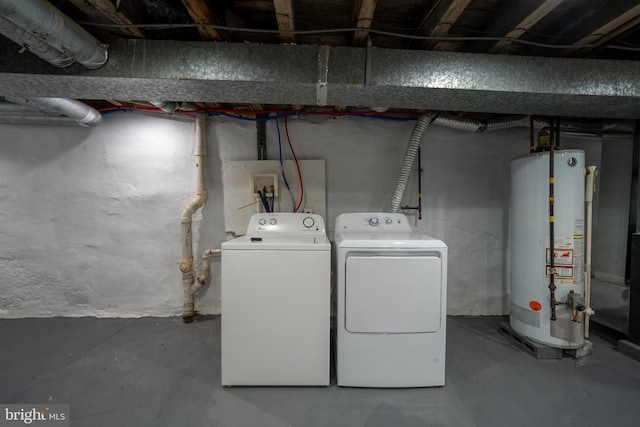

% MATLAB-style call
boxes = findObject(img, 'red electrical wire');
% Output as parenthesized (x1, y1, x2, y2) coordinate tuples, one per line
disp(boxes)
(283, 114, 304, 213)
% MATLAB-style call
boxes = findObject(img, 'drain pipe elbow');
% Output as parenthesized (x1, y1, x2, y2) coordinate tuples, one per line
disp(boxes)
(197, 248, 222, 285)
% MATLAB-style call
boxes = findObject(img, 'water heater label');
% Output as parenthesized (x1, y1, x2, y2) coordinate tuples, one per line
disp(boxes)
(545, 236, 584, 285)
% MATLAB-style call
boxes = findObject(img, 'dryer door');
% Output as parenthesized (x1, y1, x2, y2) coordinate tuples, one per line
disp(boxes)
(345, 255, 442, 333)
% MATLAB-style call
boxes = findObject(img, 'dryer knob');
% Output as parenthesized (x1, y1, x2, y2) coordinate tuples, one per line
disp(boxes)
(369, 217, 379, 226)
(258, 218, 267, 225)
(303, 217, 315, 228)
(269, 218, 277, 225)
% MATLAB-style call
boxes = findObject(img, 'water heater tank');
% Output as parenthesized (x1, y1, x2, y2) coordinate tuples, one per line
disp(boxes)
(510, 149, 585, 349)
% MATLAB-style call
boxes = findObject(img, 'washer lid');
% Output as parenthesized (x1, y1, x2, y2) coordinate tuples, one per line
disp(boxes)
(222, 235, 330, 250)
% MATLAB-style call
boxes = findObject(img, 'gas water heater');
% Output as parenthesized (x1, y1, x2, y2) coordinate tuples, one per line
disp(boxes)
(510, 149, 586, 348)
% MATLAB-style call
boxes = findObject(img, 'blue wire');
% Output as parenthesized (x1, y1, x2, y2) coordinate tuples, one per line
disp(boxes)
(275, 117, 297, 212)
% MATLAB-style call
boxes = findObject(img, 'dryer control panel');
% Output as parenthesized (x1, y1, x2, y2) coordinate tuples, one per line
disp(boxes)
(335, 213, 411, 233)
(247, 212, 326, 236)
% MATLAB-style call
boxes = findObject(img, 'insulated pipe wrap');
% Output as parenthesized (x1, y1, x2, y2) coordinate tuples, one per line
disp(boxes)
(0, 0, 108, 69)
(0, 15, 73, 67)
(4, 96, 102, 126)
(433, 115, 483, 132)
(389, 113, 433, 213)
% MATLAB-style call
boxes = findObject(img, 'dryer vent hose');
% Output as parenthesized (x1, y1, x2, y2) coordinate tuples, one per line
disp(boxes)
(389, 113, 434, 213)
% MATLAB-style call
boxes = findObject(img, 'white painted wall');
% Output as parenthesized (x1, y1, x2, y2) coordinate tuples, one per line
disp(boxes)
(0, 113, 601, 317)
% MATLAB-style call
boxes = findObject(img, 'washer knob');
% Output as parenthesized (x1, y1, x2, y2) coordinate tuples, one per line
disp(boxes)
(303, 217, 315, 228)
(258, 218, 267, 225)
(385, 217, 393, 225)
(269, 218, 277, 225)
(369, 217, 379, 226)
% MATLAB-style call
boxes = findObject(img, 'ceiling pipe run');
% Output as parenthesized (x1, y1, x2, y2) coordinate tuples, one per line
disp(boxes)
(0, 15, 74, 68)
(3, 97, 102, 126)
(0, 0, 107, 69)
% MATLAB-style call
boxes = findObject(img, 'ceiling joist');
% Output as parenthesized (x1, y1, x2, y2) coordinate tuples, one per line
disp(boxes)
(181, 0, 224, 41)
(561, 3, 640, 56)
(68, 0, 144, 39)
(416, 0, 472, 50)
(489, 0, 564, 54)
(273, 0, 295, 43)
(352, 0, 378, 46)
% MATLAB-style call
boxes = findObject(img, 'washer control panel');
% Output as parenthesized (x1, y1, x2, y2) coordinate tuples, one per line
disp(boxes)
(248, 212, 326, 235)
(336, 213, 412, 233)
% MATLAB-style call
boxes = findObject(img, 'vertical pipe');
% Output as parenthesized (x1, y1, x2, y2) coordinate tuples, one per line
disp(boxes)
(549, 119, 557, 321)
(180, 114, 208, 323)
(417, 146, 422, 220)
(529, 115, 535, 153)
(585, 165, 597, 337)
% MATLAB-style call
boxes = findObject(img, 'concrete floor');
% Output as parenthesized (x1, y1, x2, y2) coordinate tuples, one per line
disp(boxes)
(1, 316, 639, 427)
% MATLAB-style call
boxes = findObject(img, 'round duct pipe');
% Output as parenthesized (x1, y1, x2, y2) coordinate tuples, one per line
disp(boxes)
(0, 0, 108, 69)
(4, 97, 102, 127)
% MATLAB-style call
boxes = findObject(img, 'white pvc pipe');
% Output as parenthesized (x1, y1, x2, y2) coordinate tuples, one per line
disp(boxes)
(584, 165, 597, 338)
(180, 114, 208, 323)
(197, 248, 222, 285)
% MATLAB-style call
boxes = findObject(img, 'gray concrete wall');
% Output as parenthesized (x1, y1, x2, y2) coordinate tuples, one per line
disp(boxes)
(593, 128, 634, 284)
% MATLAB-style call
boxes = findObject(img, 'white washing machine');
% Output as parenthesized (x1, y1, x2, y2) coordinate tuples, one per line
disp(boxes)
(335, 212, 448, 388)
(221, 212, 331, 386)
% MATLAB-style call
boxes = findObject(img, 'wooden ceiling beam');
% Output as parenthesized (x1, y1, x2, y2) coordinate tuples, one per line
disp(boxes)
(489, 0, 564, 54)
(561, 3, 640, 56)
(416, 0, 472, 50)
(273, 0, 295, 43)
(181, 0, 224, 41)
(352, 0, 378, 46)
(68, 0, 144, 39)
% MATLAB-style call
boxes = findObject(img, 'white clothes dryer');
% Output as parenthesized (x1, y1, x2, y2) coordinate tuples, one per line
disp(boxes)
(221, 213, 330, 386)
(335, 212, 447, 387)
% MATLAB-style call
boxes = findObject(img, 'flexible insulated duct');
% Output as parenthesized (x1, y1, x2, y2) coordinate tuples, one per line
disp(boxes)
(389, 113, 605, 212)
(0, 15, 73, 68)
(389, 113, 434, 213)
(0, 114, 78, 125)
(4, 97, 102, 126)
(0, 0, 107, 69)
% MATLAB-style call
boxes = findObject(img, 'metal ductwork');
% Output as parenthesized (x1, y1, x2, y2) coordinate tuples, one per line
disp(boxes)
(0, 15, 74, 68)
(1, 40, 640, 118)
(149, 101, 200, 113)
(2, 97, 102, 126)
(0, 0, 107, 69)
